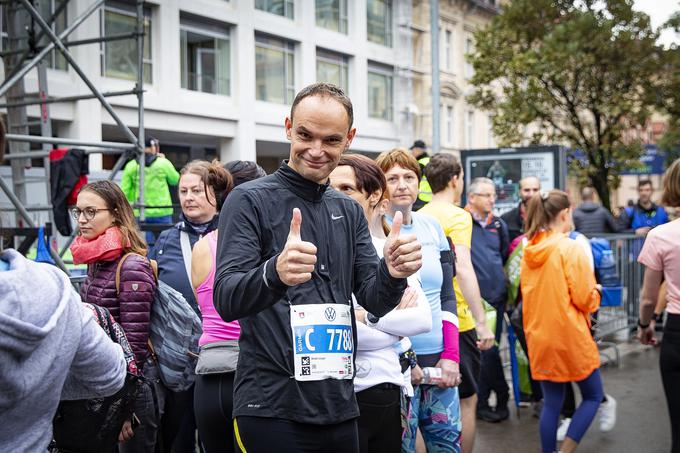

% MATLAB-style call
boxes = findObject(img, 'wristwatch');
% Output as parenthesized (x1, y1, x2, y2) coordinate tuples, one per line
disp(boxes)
(366, 313, 380, 327)
(637, 318, 651, 329)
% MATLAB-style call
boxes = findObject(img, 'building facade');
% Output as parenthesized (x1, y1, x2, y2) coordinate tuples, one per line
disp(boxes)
(1, 0, 417, 174)
(409, 0, 498, 154)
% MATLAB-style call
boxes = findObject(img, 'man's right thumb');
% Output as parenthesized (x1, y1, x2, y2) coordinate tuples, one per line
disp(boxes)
(288, 208, 302, 240)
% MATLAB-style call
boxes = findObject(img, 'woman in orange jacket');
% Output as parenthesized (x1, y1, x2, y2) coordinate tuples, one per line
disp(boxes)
(520, 190, 603, 453)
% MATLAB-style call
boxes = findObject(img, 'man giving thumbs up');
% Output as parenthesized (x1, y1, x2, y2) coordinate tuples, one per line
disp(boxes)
(213, 83, 421, 453)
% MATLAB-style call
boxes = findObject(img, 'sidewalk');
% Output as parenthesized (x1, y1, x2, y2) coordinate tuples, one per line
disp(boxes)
(476, 343, 670, 452)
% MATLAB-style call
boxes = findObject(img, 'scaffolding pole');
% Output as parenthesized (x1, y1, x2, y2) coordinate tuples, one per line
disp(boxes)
(0, 0, 69, 82)
(136, 0, 146, 221)
(0, 0, 104, 100)
(0, 88, 143, 109)
(18, 0, 139, 147)
(0, 176, 68, 273)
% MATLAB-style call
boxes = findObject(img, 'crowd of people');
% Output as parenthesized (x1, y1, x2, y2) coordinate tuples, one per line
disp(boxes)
(1, 83, 679, 453)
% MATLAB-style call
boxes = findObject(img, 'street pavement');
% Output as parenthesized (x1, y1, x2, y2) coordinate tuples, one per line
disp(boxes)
(476, 343, 671, 452)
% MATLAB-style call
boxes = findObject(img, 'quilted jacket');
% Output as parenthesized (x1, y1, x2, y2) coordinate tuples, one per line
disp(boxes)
(79, 253, 156, 364)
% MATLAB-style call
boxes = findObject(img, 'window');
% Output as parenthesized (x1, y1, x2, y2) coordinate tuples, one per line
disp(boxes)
(180, 14, 230, 95)
(446, 105, 454, 145)
(39, 0, 67, 70)
(465, 36, 474, 79)
(465, 110, 474, 148)
(102, 2, 152, 83)
(316, 49, 348, 93)
(487, 115, 495, 147)
(316, 0, 347, 34)
(0, 1, 66, 69)
(255, 34, 295, 104)
(367, 0, 392, 47)
(444, 29, 452, 71)
(367, 62, 393, 121)
(256, 0, 294, 20)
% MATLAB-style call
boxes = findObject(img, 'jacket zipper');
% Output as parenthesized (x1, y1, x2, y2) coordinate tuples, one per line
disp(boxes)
(85, 262, 100, 302)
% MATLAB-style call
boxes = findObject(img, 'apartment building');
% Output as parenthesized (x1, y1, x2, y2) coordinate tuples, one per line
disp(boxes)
(409, 0, 499, 153)
(1, 0, 416, 173)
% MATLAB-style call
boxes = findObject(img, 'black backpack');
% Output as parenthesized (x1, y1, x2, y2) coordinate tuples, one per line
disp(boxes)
(51, 304, 142, 453)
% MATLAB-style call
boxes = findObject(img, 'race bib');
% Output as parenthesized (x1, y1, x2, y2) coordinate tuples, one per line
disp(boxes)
(290, 303, 354, 382)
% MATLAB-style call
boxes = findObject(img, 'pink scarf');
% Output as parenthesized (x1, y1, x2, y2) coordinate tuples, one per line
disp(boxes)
(71, 227, 127, 265)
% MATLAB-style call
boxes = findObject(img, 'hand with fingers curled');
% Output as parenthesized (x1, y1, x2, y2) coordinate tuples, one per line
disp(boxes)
(384, 211, 422, 279)
(276, 208, 318, 286)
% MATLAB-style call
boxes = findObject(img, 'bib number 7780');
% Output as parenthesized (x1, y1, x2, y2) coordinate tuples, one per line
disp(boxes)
(327, 328, 353, 352)
(291, 303, 354, 381)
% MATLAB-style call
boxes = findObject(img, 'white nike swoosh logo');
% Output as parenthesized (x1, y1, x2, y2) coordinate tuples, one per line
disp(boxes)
(331, 214, 344, 220)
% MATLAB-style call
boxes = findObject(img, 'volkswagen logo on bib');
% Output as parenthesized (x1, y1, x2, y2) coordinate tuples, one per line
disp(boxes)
(324, 307, 336, 322)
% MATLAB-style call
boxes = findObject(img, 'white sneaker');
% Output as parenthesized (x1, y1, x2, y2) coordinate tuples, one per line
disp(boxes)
(556, 417, 571, 442)
(599, 394, 617, 432)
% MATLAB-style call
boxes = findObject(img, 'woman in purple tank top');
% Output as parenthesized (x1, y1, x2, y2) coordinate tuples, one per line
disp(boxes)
(191, 161, 267, 453)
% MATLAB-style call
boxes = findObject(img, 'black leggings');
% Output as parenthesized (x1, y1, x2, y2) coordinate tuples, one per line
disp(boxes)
(234, 416, 359, 453)
(356, 384, 402, 453)
(194, 372, 235, 453)
(661, 313, 680, 453)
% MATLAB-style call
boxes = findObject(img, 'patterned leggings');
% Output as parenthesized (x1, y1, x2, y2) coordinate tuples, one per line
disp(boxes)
(402, 384, 461, 453)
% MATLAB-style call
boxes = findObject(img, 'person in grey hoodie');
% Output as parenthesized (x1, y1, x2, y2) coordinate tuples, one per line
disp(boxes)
(572, 187, 621, 236)
(0, 248, 127, 452)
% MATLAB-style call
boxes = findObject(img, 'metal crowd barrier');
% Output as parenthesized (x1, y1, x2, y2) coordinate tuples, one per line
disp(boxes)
(589, 233, 646, 343)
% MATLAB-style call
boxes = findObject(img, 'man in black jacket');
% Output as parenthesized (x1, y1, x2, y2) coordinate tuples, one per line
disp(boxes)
(213, 83, 422, 452)
(572, 187, 620, 236)
(501, 176, 540, 241)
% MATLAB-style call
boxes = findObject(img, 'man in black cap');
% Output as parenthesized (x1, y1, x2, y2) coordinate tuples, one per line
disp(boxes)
(410, 139, 431, 211)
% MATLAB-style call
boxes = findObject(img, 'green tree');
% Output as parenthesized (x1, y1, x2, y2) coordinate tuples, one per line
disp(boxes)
(657, 11, 680, 164)
(467, 0, 665, 210)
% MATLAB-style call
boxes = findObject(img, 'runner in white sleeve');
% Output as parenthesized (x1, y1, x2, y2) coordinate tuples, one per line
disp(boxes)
(330, 154, 432, 453)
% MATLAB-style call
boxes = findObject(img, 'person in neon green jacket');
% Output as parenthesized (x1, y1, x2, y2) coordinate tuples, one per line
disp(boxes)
(120, 137, 179, 244)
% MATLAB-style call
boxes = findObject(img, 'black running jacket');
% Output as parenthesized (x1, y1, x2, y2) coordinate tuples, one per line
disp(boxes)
(213, 162, 407, 425)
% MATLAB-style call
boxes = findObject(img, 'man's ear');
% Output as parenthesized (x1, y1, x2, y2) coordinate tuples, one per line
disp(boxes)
(450, 174, 459, 190)
(345, 127, 357, 149)
(285, 117, 293, 141)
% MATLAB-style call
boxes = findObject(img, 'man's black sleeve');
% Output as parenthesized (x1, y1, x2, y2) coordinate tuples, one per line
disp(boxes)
(352, 208, 406, 317)
(440, 248, 457, 317)
(213, 189, 287, 322)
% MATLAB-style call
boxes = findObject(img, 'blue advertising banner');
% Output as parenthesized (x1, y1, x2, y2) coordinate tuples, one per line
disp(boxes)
(569, 145, 666, 175)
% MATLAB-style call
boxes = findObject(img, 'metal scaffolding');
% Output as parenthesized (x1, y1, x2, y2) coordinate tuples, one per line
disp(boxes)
(0, 0, 147, 273)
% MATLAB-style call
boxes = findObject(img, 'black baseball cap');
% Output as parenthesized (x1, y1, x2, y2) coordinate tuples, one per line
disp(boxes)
(144, 136, 159, 147)
(410, 139, 427, 150)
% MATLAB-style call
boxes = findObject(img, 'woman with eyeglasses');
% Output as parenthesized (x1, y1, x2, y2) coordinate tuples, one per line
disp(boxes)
(70, 180, 159, 453)
(520, 190, 603, 453)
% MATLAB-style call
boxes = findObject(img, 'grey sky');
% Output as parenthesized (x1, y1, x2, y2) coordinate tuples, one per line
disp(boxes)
(633, 0, 679, 46)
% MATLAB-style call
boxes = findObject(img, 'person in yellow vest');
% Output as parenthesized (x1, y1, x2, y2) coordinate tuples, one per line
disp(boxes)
(410, 140, 432, 211)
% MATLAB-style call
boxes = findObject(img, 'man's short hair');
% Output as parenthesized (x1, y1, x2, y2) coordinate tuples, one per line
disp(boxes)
(580, 186, 595, 201)
(519, 176, 540, 189)
(638, 179, 653, 190)
(423, 153, 462, 194)
(375, 148, 421, 179)
(290, 82, 354, 130)
(468, 177, 495, 196)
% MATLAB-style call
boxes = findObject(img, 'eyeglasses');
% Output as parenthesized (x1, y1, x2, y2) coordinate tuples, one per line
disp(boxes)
(70, 207, 111, 221)
(473, 193, 497, 200)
